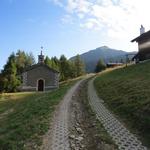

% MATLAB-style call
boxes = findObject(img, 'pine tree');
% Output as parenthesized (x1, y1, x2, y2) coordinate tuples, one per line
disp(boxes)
(74, 55, 85, 77)
(51, 57, 59, 71)
(95, 59, 106, 73)
(59, 55, 72, 81)
(44, 56, 52, 67)
(25, 52, 36, 67)
(44, 56, 59, 71)
(68, 61, 76, 78)
(16, 50, 36, 75)
(2, 53, 20, 92)
(16, 50, 26, 74)
(0, 50, 36, 92)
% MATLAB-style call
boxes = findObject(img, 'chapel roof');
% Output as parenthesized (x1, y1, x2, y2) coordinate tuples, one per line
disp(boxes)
(23, 63, 59, 73)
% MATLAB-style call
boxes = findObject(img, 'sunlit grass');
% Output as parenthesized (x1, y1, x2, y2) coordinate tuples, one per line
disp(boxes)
(0, 79, 78, 150)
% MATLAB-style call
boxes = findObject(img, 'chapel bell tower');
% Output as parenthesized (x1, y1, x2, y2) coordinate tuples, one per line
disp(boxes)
(38, 47, 44, 63)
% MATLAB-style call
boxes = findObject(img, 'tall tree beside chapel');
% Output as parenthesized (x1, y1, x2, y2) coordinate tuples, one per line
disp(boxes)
(1, 53, 20, 92)
(59, 55, 72, 81)
(0, 50, 36, 92)
(16, 50, 35, 75)
(44, 56, 59, 71)
(74, 54, 85, 77)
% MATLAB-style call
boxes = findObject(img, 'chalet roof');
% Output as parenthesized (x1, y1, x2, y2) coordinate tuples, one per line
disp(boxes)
(23, 63, 59, 73)
(131, 30, 150, 42)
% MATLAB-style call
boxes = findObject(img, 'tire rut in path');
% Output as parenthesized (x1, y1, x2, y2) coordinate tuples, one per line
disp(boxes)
(88, 77, 147, 150)
(41, 80, 83, 150)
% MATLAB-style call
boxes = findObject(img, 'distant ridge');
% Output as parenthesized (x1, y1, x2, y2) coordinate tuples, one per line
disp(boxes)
(70, 46, 136, 72)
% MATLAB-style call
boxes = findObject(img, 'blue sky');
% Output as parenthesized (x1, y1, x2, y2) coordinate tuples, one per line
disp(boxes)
(1, 0, 150, 69)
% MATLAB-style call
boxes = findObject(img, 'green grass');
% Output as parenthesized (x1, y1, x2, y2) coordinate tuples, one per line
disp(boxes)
(94, 61, 150, 148)
(0, 80, 78, 150)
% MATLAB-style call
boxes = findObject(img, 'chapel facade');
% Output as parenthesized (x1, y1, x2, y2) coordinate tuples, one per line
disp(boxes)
(21, 51, 59, 91)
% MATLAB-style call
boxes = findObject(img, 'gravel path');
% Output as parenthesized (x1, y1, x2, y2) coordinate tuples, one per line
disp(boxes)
(41, 80, 83, 150)
(88, 77, 147, 150)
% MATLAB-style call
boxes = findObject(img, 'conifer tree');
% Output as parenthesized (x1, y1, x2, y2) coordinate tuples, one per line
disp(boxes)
(74, 54, 85, 77)
(51, 57, 59, 71)
(59, 55, 72, 81)
(44, 56, 52, 67)
(95, 59, 106, 73)
(2, 53, 20, 92)
(16, 50, 35, 75)
(45, 56, 59, 71)
(16, 50, 26, 75)
(25, 52, 36, 67)
(68, 61, 76, 78)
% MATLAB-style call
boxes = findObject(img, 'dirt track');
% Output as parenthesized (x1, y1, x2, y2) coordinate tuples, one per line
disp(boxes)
(69, 79, 116, 150)
(41, 80, 83, 150)
(40, 76, 147, 150)
(41, 77, 116, 150)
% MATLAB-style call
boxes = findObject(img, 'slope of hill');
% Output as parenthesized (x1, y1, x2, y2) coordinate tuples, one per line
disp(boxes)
(70, 46, 136, 72)
(94, 61, 150, 148)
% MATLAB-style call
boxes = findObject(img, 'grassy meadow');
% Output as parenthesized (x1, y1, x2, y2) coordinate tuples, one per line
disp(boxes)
(0, 80, 78, 150)
(94, 61, 150, 148)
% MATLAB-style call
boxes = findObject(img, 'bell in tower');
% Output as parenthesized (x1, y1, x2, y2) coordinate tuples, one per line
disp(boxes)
(38, 47, 44, 64)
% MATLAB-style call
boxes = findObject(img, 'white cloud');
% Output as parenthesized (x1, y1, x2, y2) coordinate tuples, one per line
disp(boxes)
(61, 14, 73, 24)
(80, 18, 103, 30)
(77, 13, 85, 19)
(51, 0, 150, 39)
(65, 0, 92, 13)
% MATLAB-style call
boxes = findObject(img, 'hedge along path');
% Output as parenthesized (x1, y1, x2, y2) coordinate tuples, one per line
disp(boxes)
(88, 77, 147, 150)
(41, 79, 85, 150)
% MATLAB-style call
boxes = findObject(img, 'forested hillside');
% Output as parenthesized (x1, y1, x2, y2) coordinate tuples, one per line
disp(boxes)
(70, 46, 136, 72)
(0, 51, 85, 93)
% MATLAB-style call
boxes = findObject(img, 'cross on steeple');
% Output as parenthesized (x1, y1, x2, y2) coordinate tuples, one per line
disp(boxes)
(41, 46, 43, 55)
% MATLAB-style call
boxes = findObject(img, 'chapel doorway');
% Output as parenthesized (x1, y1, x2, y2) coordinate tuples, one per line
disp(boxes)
(38, 79, 44, 91)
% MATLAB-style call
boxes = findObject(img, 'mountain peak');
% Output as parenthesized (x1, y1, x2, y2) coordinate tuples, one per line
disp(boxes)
(70, 46, 134, 73)
(99, 46, 109, 49)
